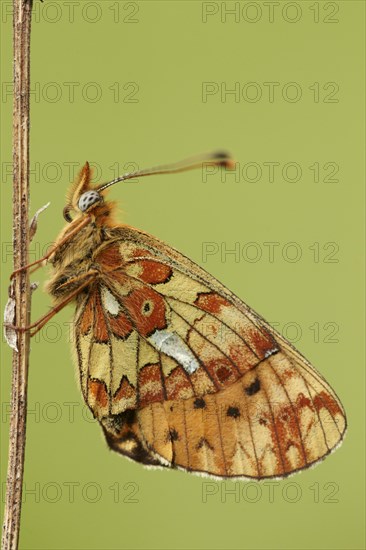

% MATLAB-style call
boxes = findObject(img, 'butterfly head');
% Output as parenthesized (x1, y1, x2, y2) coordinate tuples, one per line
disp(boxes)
(64, 161, 107, 222)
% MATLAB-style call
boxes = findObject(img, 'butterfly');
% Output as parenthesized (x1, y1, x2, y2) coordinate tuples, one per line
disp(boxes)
(11, 151, 346, 479)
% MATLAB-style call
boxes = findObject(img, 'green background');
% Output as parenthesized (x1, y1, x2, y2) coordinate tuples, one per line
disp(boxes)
(1, 1, 365, 549)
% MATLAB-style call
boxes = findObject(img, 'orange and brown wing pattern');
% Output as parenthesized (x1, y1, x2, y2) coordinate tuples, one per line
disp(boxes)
(74, 235, 278, 417)
(135, 351, 346, 478)
(73, 227, 346, 478)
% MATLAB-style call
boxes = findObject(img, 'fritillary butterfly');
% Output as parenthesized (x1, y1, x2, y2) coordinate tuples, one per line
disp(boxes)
(11, 152, 346, 479)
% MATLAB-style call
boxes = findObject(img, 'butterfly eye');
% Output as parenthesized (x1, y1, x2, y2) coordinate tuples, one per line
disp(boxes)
(78, 191, 102, 212)
(141, 300, 153, 316)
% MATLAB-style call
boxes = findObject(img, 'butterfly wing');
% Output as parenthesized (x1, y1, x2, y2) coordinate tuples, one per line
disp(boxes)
(73, 226, 346, 478)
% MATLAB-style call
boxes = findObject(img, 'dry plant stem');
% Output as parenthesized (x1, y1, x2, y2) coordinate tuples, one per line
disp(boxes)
(2, 1, 33, 549)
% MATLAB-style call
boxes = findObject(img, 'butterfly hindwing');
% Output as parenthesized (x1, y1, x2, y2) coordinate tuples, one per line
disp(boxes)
(73, 226, 346, 478)
(135, 351, 345, 478)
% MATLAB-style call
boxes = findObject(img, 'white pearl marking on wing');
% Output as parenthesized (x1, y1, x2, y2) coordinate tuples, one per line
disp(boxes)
(149, 329, 200, 374)
(101, 286, 120, 316)
(264, 347, 279, 358)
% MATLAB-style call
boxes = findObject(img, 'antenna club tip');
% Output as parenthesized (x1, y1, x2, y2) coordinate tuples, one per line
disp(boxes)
(224, 158, 236, 170)
(210, 150, 236, 169)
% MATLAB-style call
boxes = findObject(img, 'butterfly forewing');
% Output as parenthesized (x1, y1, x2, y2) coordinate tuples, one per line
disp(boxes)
(72, 226, 346, 479)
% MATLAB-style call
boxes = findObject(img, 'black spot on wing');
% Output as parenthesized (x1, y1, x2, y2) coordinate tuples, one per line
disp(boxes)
(245, 377, 261, 396)
(193, 398, 206, 409)
(227, 406, 240, 418)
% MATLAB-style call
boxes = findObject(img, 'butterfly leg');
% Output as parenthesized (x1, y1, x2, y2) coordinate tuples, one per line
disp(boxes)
(10, 214, 92, 280)
(5, 270, 98, 337)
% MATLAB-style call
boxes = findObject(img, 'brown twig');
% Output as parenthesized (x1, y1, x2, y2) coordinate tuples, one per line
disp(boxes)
(2, 1, 33, 549)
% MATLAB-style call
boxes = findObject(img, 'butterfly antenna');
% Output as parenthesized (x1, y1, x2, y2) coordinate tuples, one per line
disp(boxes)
(96, 151, 235, 192)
